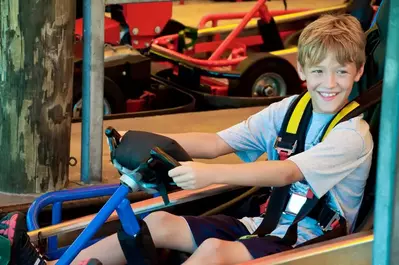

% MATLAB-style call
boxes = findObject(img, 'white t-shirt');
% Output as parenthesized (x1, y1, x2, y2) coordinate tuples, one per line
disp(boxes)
(217, 95, 373, 246)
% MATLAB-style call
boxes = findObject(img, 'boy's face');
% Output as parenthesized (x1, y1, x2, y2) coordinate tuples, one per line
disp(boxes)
(297, 52, 364, 114)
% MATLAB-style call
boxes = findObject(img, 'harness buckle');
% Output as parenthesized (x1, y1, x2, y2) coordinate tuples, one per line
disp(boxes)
(274, 137, 297, 157)
(284, 193, 307, 216)
(319, 212, 341, 232)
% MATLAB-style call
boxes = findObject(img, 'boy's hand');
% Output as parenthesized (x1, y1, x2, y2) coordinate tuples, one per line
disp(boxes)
(168, 161, 215, 190)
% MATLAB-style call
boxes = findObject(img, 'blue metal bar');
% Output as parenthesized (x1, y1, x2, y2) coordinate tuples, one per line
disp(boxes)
(56, 184, 130, 265)
(116, 198, 140, 236)
(48, 202, 62, 252)
(27, 184, 119, 231)
(372, 0, 399, 264)
(81, 0, 105, 183)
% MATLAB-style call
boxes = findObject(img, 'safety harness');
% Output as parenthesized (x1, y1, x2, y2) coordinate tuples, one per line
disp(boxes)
(251, 79, 382, 247)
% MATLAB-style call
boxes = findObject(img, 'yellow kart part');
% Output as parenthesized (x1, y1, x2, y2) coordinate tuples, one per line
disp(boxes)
(197, 3, 348, 37)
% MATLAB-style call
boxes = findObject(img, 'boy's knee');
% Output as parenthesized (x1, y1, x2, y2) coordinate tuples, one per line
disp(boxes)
(144, 211, 173, 226)
(143, 211, 177, 238)
(196, 238, 224, 263)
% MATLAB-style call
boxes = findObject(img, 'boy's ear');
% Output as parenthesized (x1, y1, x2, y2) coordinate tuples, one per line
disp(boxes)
(297, 61, 306, 81)
(354, 63, 365, 82)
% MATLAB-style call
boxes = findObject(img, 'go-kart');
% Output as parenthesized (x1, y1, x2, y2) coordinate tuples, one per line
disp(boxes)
(149, 0, 377, 110)
(72, 1, 192, 121)
(28, 74, 384, 263)
(27, 81, 382, 264)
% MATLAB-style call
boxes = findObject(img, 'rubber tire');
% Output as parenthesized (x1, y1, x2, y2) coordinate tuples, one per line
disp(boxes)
(73, 75, 127, 117)
(228, 53, 303, 97)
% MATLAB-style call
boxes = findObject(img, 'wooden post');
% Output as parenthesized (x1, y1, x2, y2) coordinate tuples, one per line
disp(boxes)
(0, 0, 75, 194)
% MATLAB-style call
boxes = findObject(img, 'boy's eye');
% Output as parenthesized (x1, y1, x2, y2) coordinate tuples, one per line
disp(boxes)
(311, 70, 323, 74)
(337, 70, 348, 74)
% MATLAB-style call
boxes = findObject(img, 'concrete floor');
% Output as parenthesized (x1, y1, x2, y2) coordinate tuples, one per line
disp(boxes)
(0, 106, 264, 208)
(0, 0, 343, 209)
(68, 106, 265, 185)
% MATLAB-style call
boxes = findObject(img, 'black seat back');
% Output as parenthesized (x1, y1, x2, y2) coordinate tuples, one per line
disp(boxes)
(352, 0, 388, 232)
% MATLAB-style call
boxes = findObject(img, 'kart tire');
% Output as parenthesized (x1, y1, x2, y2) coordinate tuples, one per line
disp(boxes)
(228, 53, 303, 97)
(72, 75, 126, 118)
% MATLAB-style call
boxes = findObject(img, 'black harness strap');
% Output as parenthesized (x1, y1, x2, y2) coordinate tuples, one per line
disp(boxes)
(254, 92, 313, 237)
(336, 79, 382, 123)
(280, 194, 320, 245)
(253, 80, 383, 246)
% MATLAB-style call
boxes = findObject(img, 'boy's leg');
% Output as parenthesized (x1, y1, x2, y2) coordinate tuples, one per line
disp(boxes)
(49, 211, 196, 265)
(143, 211, 197, 252)
(182, 236, 294, 265)
(0, 210, 195, 265)
(63, 211, 250, 264)
(184, 238, 253, 265)
(47, 211, 194, 265)
(1, 210, 251, 265)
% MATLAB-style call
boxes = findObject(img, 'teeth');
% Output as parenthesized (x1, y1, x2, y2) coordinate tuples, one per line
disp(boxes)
(320, 92, 337, 97)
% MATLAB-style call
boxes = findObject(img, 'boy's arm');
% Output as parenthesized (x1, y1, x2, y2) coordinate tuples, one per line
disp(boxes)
(214, 160, 303, 186)
(170, 118, 372, 191)
(120, 96, 296, 162)
(169, 160, 303, 189)
(159, 132, 235, 159)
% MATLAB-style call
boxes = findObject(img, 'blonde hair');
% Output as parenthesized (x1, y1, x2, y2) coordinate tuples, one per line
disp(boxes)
(298, 14, 366, 70)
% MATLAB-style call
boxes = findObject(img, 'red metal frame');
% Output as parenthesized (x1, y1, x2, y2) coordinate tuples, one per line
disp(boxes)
(74, 17, 121, 59)
(73, 1, 314, 108)
(197, 8, 309, 42)
(209, 2, 269, 61)
(126, 91, 156, 112)
(152, 0, 305, 69)
(122, 2, 173, 49)
(74, 2, 173, 52)
(151, 1, 311, 96)
(197, 8, 310, 29)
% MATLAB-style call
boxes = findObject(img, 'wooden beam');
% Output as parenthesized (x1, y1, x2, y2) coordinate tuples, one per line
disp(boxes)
(0, 0, 75, 193)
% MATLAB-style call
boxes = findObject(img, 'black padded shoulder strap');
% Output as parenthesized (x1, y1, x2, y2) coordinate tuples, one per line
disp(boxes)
(254, 81, 383, 242)
(253, 92, 313, 237)
(321, 79, 383, 140)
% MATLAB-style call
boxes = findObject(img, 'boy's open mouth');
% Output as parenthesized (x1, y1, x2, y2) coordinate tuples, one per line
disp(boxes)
(318, 92, 339, 101)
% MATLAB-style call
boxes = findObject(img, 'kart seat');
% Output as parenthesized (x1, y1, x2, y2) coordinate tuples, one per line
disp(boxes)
(351, 0, 388, 232)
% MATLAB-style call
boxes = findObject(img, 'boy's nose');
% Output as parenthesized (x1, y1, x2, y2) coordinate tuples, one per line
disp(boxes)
(325, 74, 337, 88)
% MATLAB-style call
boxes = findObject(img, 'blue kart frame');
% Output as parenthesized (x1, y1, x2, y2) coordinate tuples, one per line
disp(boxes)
(27, 128, 181, 264)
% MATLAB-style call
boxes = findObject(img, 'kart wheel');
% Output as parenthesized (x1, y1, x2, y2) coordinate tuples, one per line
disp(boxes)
(72, 76, 126, 119)
(228, 53, 302, 97)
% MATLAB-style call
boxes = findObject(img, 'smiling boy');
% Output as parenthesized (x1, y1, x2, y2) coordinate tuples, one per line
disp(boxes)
(1, 14, 373, 265)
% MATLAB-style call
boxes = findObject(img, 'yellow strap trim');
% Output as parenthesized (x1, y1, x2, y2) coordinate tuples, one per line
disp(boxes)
(286, 92, 311, 134)
(197, 4, 347, 37)
(321, 101, 360, 141)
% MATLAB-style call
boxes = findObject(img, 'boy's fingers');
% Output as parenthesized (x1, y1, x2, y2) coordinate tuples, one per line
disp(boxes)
(171, 174, 193, 183)
(177, 182, 195, 190)
(168, 166, 188, 177)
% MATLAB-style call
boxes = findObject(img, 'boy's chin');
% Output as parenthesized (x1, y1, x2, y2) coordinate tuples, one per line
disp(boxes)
(313, 102, 343, 114)
(312, 96, 348, 114)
